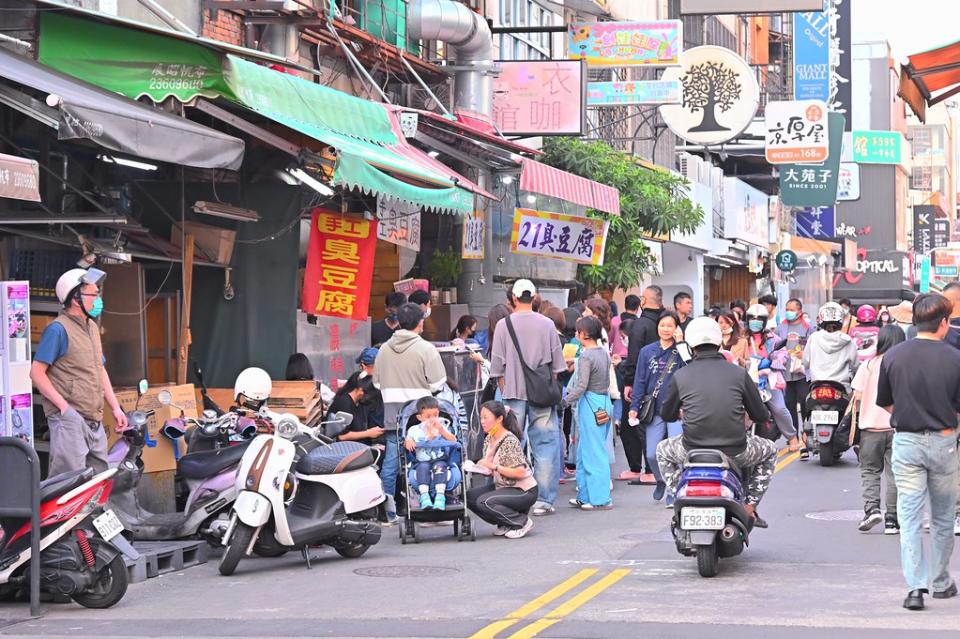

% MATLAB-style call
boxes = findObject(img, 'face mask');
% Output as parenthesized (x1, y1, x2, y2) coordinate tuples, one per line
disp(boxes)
(387, 313, 398, 323)
(88, 296, 104, 319)
(721, 327, 734, 336)
(785, 311, 798, 322)
(748, 319, 765, 333)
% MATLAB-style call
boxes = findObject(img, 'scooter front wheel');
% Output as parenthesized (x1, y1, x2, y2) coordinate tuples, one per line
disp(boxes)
(70, 539, 129, 609)
(696, 544, 719, 578)
(219, 523, 255, 576)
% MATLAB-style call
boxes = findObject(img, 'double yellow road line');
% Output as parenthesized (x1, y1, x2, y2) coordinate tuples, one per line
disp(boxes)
(775, 446, 801, 473)
(468, 568, 631, 639)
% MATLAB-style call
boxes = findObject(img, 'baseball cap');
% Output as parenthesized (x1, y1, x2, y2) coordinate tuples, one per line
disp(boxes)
(356, 347, 379, 365)
(511, 279, 537, 300)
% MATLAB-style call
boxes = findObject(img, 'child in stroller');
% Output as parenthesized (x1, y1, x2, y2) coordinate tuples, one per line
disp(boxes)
(396, 396, 476, 543)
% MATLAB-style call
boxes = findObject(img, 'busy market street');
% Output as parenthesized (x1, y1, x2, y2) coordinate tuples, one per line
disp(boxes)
(2, 447, 958, 638)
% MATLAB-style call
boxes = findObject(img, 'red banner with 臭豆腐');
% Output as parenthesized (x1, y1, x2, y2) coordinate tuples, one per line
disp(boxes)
(302, 209, 377, 321)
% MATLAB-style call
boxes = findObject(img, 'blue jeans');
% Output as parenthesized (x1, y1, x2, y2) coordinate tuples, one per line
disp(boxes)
(380, 436, 401, 505)
(892, 430, 960, 592)
(505, 399, 560, 506)
(646, 415, 683, 484)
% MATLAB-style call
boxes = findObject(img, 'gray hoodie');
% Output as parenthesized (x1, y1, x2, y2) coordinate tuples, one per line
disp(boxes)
(373, 329, 447, 430)
(802, 330, 858, 385)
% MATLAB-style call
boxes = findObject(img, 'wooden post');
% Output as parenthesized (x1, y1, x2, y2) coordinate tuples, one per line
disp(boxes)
(178, 234, 195, 385)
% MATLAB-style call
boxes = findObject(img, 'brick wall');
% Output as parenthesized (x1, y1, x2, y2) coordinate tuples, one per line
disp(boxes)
(201, 8, 243, 46)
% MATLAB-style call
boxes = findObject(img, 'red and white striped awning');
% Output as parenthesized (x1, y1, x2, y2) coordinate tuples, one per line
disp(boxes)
(519, 158, 620, 216)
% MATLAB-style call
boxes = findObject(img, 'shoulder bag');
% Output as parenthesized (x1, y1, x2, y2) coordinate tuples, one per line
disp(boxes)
(504, 316, 563, 408)
(634, 351, 678, 425)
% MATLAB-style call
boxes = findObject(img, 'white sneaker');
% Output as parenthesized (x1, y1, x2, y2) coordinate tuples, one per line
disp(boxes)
(493, 526, 510, 536)
(505, 518, 535, 539)
(955, 516, 960, 536)
(532, 503, 556, 516)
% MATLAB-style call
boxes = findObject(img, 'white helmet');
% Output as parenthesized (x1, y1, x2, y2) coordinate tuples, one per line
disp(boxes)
(745, 303, 768, 319)
(817, 302, 846, 325)
(233, 367, 272, 403)
(685, 317, 723, 348)
(55, 267, 106, 305)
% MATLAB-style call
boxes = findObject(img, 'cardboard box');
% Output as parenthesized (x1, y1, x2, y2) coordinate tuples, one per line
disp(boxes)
(171, 221, 236, 265)
(30, 314, 54, 343)
(104, 384, 198, 473)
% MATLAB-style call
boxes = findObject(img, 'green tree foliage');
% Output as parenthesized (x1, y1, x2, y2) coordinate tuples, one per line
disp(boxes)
(540, 137, 704, 291)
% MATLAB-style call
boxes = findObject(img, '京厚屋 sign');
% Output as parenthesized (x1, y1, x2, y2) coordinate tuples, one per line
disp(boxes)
(851, 131, 903, 165)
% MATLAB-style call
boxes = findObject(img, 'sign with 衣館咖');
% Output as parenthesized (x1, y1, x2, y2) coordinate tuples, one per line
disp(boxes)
(302, 210, 377, 321)
(764, 100, 829, 164)
(851, 131, 903, 165)
(462, 211, 485, 260)
(779, 112, 844, 208)
(586, 80, 681, 106)
(510, 209, 609, 266)
(376, 198, 420, 252)
(567, 21, 682, 67)
(492, 60, 586, 136)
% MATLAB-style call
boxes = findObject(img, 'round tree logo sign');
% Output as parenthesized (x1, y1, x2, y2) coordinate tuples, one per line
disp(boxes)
(659, 46, 759, 146)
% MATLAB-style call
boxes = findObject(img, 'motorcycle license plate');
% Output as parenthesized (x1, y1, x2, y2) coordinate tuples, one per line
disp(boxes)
(680, 507, 725, 530)
(92, 509, 124, 541)
(811, 410, 839, 425)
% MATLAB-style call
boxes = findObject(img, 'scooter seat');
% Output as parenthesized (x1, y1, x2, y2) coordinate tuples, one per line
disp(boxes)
(40, 468, 94, 502)
(178, 441, 250, 479)
(296, 441, 375, 475)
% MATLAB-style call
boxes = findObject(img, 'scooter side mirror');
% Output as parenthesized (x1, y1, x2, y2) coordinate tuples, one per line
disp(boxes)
(157, 390, 173, 406)
(333, 411, 354, 427)
(138, 379, 148, 396)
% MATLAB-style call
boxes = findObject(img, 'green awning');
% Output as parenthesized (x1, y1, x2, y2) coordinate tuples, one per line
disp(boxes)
(37, 12, 474, 214)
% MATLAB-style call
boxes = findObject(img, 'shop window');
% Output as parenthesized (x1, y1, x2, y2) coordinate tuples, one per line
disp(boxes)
(911, 166, 932, 191)
(496, 0, 553, 60)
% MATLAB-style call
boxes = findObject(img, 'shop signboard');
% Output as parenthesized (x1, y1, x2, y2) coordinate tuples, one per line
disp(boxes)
(722, 178, 768, 249)
(913, 204, 937, 255)
(681, 0, 823, 13)
(795, 206, 835, 239)
(0, 282, 32, 444)
(775, 250, 798, 273)
(920, 255, 931, 293)
(764, 100, 829, 164)
(510, 208, 609, 266)
(586, 80, 682, 106)
(934, 220, 950, 249)
(659, 46, 759, 146)
(302, 210, 377, 321)
(793, 10, 830, 102)
(567, 20, 682, 67)
(779, 111, 844, 207)
(851, 130, 903, 165)
(376, 197, 421, 252)
(492, 61, 586, 136)
(837, 162, 860, 201)
(462, 210, 485, 260)
(833, 0, 853, 131)
(0, 154, 40, 202)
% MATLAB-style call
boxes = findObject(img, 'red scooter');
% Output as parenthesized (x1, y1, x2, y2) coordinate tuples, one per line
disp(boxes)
(0, 467, 135, 608)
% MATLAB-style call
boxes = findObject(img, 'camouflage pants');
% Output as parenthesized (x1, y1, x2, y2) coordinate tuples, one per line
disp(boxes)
(656, 434, 778, 506)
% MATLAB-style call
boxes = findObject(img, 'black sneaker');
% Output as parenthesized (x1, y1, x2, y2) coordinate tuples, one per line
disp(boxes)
(884, 519, 900, 535)
(858, 511, 883, 532)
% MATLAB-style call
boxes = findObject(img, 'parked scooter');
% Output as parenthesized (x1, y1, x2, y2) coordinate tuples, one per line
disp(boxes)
(218, 370, 384, 576)
(107, 381, 254, 543)
(672, 449, 753, 578)
(0, 467, 136, 608)
(805, 381, 851, 467)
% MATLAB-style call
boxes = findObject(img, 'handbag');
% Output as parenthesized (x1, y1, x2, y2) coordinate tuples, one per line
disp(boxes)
(635, 352, 678, 425)
(504, 316, 563, 408)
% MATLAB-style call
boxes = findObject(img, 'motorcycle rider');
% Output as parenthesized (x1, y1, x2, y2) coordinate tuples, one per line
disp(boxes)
(743, 304, 799, 451)
(657, 317, 778, 524)
(30, 268, 128, 476)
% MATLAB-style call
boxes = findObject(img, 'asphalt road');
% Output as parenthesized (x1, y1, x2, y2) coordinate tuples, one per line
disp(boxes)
(2, 446, 959, 639)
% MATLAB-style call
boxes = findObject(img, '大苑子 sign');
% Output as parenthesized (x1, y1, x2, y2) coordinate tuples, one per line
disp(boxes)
(376, 198, 420, 252)
(764, 100, 829, 164)
(510, 208, 609, 266)
(779, 112, 844, 207)
(793, 10, 830, 102)
(567, 20, 682, 67)
(302, 210, 377, 321)
(586, 80, 681, 106)
(659, 46, 759, 146)
(851, 130, 903, 165)
(492, 60, 586, 136)
(462, 211, 485, 260)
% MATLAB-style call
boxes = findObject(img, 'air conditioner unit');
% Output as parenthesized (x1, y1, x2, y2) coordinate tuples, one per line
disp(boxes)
(678, 153, 702, 184)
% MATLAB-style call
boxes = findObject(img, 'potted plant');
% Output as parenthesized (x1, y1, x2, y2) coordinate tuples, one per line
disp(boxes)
(426, 247, 462, 304)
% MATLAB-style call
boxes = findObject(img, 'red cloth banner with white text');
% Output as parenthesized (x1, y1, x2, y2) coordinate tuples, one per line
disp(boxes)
(302, 209, 377, 320)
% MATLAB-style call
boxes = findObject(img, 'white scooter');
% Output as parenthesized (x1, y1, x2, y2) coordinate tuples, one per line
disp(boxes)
(218, 407, 384, 576)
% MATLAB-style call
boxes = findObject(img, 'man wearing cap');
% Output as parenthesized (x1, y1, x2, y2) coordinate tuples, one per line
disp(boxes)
(356, 347, 383, 430)
(30, 268, 128, 476)
(490, 279, 566, 515)
(374, 303, 447, 524)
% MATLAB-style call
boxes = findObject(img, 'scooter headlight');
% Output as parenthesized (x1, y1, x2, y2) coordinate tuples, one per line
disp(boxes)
(276, 418, 299, 439)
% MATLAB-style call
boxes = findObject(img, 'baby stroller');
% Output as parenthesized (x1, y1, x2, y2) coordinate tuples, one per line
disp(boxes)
(395, 398, 476, 543)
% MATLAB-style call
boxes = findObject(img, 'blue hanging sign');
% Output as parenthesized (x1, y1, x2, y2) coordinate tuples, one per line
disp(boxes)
(793, 10, 830, 102)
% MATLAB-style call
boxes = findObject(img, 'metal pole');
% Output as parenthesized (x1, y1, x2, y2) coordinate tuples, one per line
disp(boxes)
(399, 55, 452, 117)
(29, 449, 40, 618)
(136, 0, 198, 36)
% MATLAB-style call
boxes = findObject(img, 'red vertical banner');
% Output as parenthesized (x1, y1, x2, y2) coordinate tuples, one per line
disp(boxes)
(302, 209, 377, 320)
